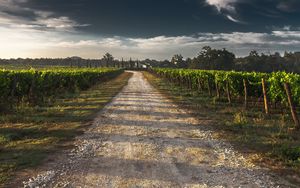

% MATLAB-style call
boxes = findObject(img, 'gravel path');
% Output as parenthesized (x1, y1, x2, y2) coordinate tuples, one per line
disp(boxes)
(23, 71, 293, 188)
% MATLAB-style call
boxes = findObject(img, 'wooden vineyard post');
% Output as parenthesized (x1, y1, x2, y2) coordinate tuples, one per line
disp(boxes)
(197, 78, 202, 92)
(186, 77, 189, 89)
(215, 81, 220, 99)
(261, 78, 269, 114)
(180, 77, 184, 87)
(207, 78, 212, 96)
(29, 74, 37, 104)
(8, 76, 17, 108)
(10, 76, 17, 97)
(188, 77, 192, 90)
(186, 77, 190, 89)
(180, 77, 183, 87)
(243, 79, 248, 109)
(284, 82, 300, 130)
(226, 81, 231, 104)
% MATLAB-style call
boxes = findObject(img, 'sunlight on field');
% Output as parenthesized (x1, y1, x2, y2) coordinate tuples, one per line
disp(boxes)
(0, 72, 132, 186)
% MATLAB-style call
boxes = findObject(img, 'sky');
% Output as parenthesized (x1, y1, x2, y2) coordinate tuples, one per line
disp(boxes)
(0, 0, 300, 60)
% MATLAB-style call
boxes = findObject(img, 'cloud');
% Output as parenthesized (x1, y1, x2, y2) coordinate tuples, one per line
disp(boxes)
(272, 31, 300, 38)
(277, 0, 300, 12)
(226, 15, 241, 23)
(205, 0, 244, 23)
(34, 16, 90, 31)
(1, 24, 300, 60)
(205, 0, 237, 12)
(205, 0, 300, 23)
(283, 25, 291, 31)
(0, 0, 299, 59)
(0, 0, 89, 32)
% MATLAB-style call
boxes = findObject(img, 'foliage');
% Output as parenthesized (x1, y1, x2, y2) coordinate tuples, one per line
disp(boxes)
(145, 71, 300, 180)
(102, 53, 115, 67)
(193, 46, 235, 70)
(0, 72, 131, 186)
(233, 112, 248, 125)
(171, 54, 186, 68)
(276, 145, 300, 162)
(0, 68, 122, 104)
(152, 68, 300, 105)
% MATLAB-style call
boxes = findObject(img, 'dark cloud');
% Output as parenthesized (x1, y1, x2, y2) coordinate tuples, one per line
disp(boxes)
(0, 0, 89, 32)
(276, 0, 300, 12)
(0, 0, 299, 37)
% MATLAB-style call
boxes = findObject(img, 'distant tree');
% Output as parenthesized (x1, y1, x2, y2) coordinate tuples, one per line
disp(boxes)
(160, 60, 172, 67)
(193, 46, 235, 70)
(238, 50, 262, 71)
(102, 53, 114, 67)
(249, 50, 259, 57)
(188, 58, 199, 69)
(185, 57, 193, 68)
(236, 51, 289, 72)
(171, 54, 186, 68)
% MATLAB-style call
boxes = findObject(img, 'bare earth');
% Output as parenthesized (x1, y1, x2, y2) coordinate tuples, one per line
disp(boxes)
(23, 71, 294, 188)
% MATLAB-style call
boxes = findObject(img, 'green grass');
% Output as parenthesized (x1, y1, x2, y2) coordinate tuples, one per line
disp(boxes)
(0, 72, 132, 186)
(143, 71, 300, 185)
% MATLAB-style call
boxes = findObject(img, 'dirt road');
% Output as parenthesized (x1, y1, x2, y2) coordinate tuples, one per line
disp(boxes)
(24, 71, 293, 187)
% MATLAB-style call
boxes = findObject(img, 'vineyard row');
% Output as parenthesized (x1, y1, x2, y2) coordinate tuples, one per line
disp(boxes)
(0, 68, 123, 104)
(151, 68, 300, 129)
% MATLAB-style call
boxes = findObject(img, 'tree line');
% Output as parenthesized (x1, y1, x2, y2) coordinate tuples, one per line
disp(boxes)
(0, 53, 146, 69)
(164, 46, 300, 73)
(1, 47, 300, 73)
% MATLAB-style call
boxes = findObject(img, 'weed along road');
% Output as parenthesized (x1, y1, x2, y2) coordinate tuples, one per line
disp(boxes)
(24, 71, 293, 187)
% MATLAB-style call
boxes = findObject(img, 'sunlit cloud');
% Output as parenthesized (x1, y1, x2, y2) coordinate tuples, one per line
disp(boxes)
(226, 15, 241, 23)
(205, 0, 243, 23)
(1, 23, 300, 60)
(272, 31, 300, 38)
(205, 0, 237, 13)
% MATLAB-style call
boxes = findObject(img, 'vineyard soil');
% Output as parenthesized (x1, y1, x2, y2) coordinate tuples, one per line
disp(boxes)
(22, 71, 295, 187)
